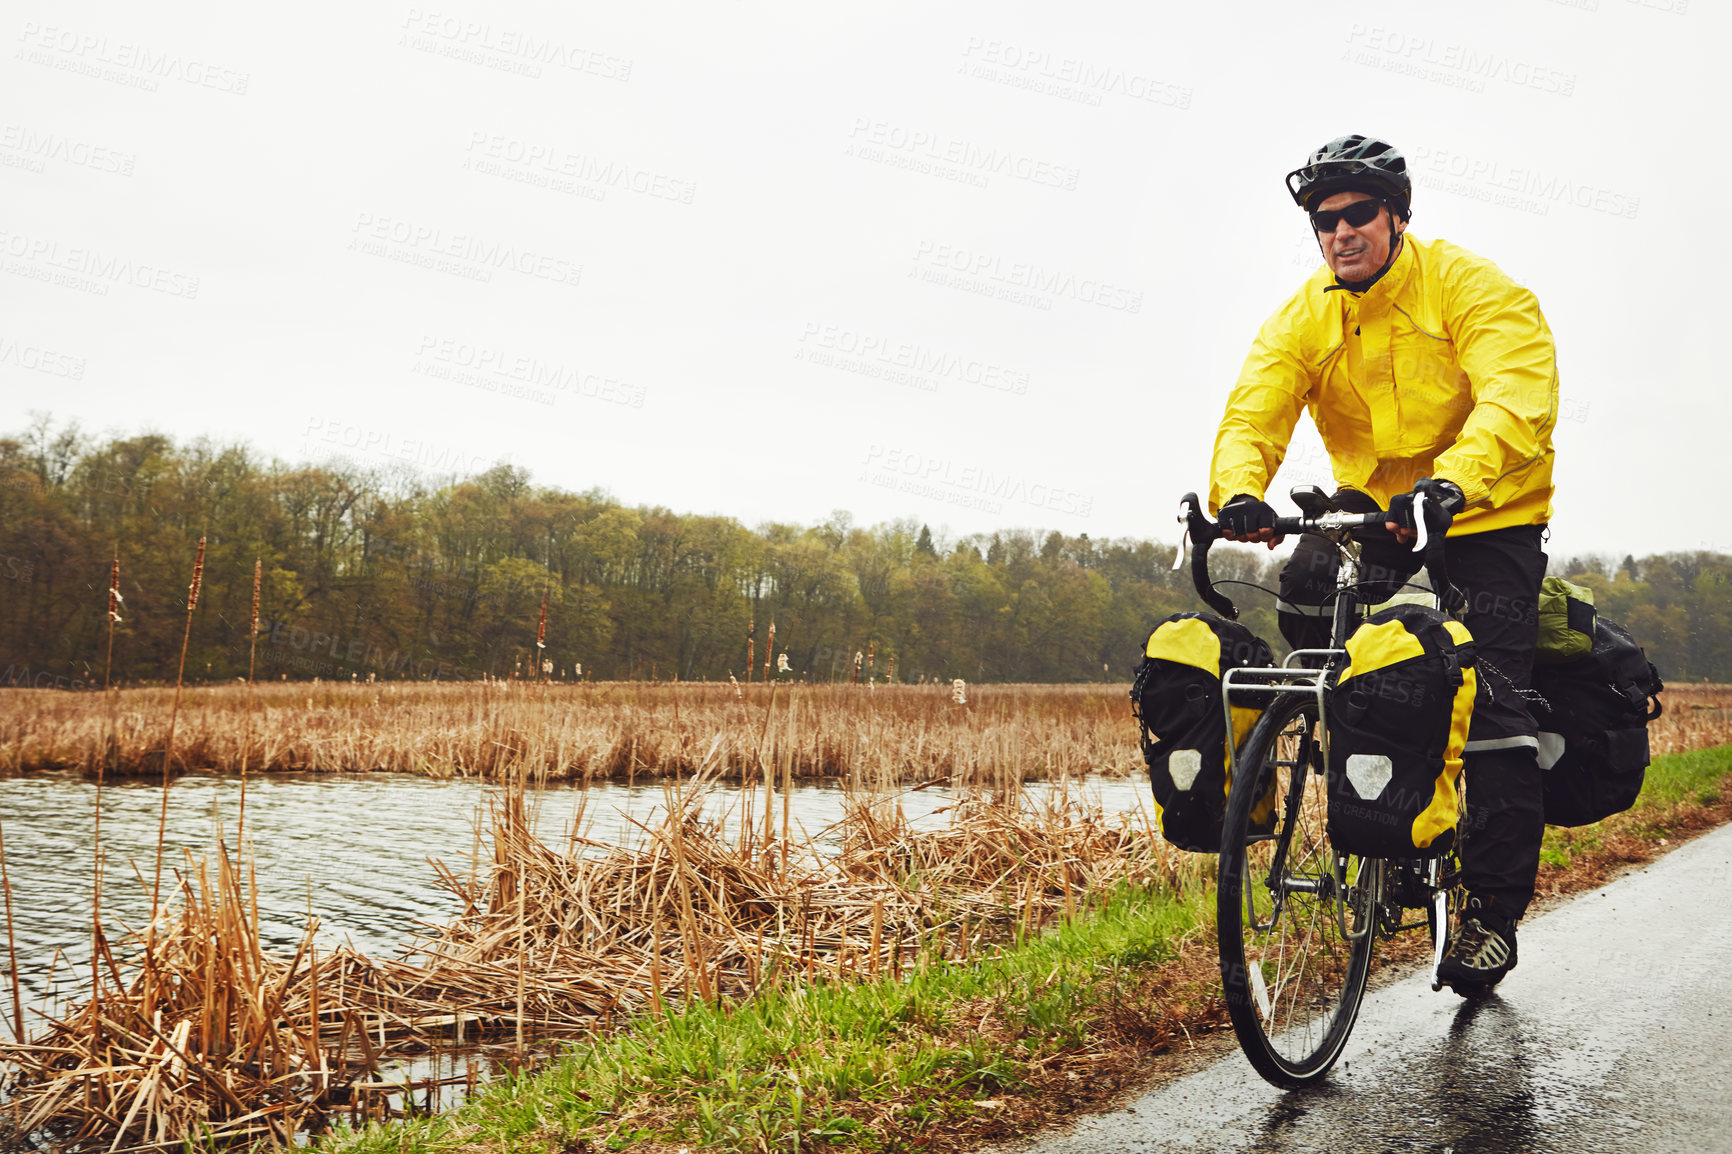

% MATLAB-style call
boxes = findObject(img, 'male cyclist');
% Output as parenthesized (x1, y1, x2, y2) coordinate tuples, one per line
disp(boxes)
(1210, 134, 1555, 996)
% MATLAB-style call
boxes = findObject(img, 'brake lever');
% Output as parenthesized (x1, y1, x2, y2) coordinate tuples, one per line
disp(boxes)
(1411, 489, 1429, 554)
(1171, 500, 1189, 571)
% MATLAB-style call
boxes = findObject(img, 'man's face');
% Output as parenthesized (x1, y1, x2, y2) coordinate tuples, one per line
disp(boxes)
(1314, 190, 1404, 283)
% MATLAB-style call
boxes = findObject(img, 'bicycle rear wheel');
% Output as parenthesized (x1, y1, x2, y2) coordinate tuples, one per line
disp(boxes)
(1217, 692, 1377, 1088)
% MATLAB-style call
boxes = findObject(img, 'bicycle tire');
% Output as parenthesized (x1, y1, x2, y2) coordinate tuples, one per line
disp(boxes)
(1217, 692, 1377, 1088)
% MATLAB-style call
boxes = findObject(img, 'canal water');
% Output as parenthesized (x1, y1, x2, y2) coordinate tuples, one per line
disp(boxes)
(0, 770, 1152, 1013)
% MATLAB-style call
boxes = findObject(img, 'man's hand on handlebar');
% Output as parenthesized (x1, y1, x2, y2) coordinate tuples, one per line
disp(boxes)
(1384, 478, 1466, 546)
(1218, 494, 1286, 549)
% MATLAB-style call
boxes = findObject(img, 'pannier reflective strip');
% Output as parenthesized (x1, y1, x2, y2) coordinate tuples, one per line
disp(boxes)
(1363, 590, 1441, 614)
(1536, 731, 1565, 770)
(1463, 735, 1540, 752)
(1276, 599, 1334, 618)
(1168, 749, 1202, 790)
(1345, 754, 1393, 800)
(1149, 708, 1259, 806)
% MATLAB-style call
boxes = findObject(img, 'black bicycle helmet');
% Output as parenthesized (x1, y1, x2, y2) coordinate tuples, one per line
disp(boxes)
(1286, 135, 1412, 221)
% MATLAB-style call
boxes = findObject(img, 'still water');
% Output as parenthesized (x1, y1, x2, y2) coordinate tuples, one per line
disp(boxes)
(0, 770, 1152, 1013)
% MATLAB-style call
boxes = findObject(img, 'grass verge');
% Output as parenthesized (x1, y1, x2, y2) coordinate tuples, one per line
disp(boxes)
(320, 882, 1221, 1154)
(321, 744, 1732, 1154)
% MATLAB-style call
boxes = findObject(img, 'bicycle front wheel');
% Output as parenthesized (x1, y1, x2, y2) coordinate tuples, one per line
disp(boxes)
(1217, 692, 1377, 1088)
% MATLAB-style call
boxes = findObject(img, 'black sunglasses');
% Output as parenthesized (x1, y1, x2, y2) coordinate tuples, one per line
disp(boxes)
(1309, 199, 1386, 234)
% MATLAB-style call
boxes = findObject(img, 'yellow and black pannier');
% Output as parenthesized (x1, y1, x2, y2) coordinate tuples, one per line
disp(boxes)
(1131, 613, 1274, 853)
(1325, 604, 1476, 858)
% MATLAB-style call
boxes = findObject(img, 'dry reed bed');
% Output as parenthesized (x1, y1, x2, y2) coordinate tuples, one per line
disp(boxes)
(0, 681, 1142, 783)
(1649, 684, 1732, 755)
(0, 766, 1186, 1151)
(6, 681, 1723, 785)
(1, 846, 385, 1150)
(3, 682, 1726, 1149)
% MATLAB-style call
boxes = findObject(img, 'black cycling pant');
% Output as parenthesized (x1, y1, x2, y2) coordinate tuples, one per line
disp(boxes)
(1277, 493, 1549, 921)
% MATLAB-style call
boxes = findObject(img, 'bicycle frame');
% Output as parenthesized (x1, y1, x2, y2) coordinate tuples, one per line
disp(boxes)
(1177, 486, 1462, 978)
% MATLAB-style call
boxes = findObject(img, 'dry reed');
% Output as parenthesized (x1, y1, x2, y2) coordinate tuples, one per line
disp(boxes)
(0, 681, 1148, 784)
(2, 843, 366, 1148)
(152, 538, 205, 920)
(0, 756, 1186, 1150)
(1649, 684, 1732, 755)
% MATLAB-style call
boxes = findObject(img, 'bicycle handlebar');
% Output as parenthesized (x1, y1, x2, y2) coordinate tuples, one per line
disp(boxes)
(1270, 511, 1387, 536)
(1174, 491, 1464, 620)
(1175, 493, 1236, 618)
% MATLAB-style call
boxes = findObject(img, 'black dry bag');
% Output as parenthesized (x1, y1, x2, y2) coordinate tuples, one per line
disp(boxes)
(1532, 603, 1663, 827)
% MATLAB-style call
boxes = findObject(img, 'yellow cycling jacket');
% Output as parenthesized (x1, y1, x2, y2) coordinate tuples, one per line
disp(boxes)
(1210, 234, 1556, 533)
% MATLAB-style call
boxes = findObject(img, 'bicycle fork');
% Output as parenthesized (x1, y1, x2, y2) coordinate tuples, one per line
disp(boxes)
(1428, 857, 1449, 990)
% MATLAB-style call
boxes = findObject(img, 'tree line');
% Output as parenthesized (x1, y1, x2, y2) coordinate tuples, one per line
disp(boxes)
(1, 418, 1727, 687)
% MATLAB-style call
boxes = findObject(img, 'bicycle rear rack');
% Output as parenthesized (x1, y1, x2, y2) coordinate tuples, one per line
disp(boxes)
(1218, 648, 1343, 772)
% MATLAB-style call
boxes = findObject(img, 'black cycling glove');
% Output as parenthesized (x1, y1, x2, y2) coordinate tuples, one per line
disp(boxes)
(1386, 478, 1466, 538)
(1218, 493, 1277, 538)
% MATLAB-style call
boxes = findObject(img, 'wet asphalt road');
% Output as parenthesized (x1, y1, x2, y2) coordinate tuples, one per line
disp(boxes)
(997, 822, 1732, 1154)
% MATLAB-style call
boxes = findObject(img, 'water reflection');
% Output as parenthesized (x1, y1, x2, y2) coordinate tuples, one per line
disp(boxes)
(0, 771, 1150, 1014)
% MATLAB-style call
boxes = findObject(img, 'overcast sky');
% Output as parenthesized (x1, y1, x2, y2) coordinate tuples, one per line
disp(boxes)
(3, 0, 1723, 560)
